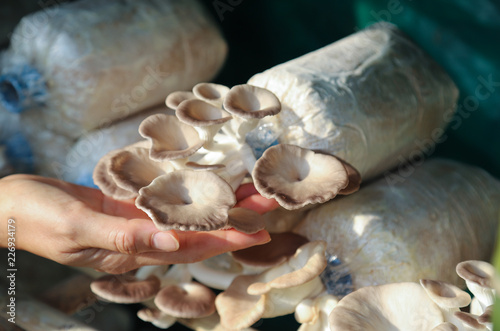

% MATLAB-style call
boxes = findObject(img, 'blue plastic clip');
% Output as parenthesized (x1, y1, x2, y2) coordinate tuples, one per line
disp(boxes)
(0, 65, 47, 113)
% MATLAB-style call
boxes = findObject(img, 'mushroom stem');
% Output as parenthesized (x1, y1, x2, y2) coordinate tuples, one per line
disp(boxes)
(161, 264, 193, 287)
(135, 265, 168, 281)
(187, 260, 242, 291)
(169, 158, 188, 170)
(238, 143, 257, 173)
(200, 133, 238, 154)
(200, 149, 248, 191)
(137, 307, 177, 329)
(295, 293, 339, 330)
(234, 117, 261, 143)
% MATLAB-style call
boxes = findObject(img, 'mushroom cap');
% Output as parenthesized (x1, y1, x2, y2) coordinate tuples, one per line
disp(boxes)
(336, 157, 362, 195)
(136, 170, 236, 231)
(223, 84, 281, 119)
(166, 91, 196, 110)
(431, 322, 459, 331)
(216, 241, 327, 329)
(154, 282, 216, 319)
(456, 260, 496, 288)
(139, 114, 204, 161)
(478, 305, 493, 324)
(419, 279, 471, 309)
(215, 273, 266, 330)
(454, 311, 487, 330)
(93, 148, 137, 200)
(90, 274, 161, 304)
(252, 144, 349, 209)
(247, 240, 327, 295)
(328, 282, 444, 331)
(176, 99, 232, 127)
(231, 232, 309, 267)
(137, 307, 176, 329)
(192, 82, 230, 105)
(226, 207, 266, 234)
(108, 146, 174, 194)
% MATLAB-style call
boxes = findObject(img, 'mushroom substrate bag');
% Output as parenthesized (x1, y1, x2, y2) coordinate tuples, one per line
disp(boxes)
(0, 0, 227, 138)
(248, 22, 458, 180)
(293, 158, 500, 290)
(44, 106, 166, 183)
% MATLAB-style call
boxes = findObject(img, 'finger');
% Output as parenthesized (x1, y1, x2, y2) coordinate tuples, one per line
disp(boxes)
(235, 182, 259, 201)
(235, 194, 280, 214)
(81, 214, 180, 255)
(81, 229, 271, 273)
(173, 229, 271, 262)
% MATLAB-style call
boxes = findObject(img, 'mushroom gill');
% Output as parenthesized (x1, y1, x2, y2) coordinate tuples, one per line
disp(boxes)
(193, 82, 230, 107)
(138, 113, 204, 162)
(253, 144, 350, 209)
(216, 241, 327, 329)
(135, 170, 236, 231)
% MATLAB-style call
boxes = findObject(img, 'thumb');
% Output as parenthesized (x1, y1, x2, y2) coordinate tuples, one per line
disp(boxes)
(81, 214, 180, 254)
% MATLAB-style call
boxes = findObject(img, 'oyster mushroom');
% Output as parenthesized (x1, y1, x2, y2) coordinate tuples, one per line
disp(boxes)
(187, 232, 309, 290)
(93, 148, 137, 200)
(107, 146, 174, 195)
(336, 157, 362, 195)
(478, 305, 493, 326)
(165, 91, 196, 110)
(216, 241, 327, 329)
(454, 311, 488, 330)
(231, 232, 309, 272)
(184, 161, 225, 171)
(154, 282, 216, 319)
(328, 282, 444, 330)
(252, 144, 350, 209)
(138, 113, 204, 167)
(222, 84, 281, 142)
(295, 293, 338, 331)
(193, 82, 230, 107)
(456, 261, 497, 312)
(432, 323, 459, 331)
(176, 99, 232, 143)
(137, 307, 177, 329)
(137, 264, 201, 329)
(135, 170, 236, 231)
(187, 253, 244, 290)
(420, 279, 471, 329)
(92, 141, 155, 199)
(225, 207, 266, 234)
(90, 267, 164, 304)
(178, 312, 259, 331)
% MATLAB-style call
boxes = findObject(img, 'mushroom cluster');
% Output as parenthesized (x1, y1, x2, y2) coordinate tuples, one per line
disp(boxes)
(89, 229, 498, 330)
(90, 264, 219, 329)
(93, 83, 361, 232)
(89, 234, 340, 329)
(327, 260, 499, 331)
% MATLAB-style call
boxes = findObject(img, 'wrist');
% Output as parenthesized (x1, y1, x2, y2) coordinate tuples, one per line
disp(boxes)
(0, 175, 26, 249)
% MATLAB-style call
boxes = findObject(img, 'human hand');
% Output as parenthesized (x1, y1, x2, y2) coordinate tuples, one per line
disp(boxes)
(0, 174, 278, 274)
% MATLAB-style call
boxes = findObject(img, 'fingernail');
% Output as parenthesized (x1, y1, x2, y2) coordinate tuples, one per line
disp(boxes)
(256, 230, 271, 243)
(153, 232, 179, 251)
